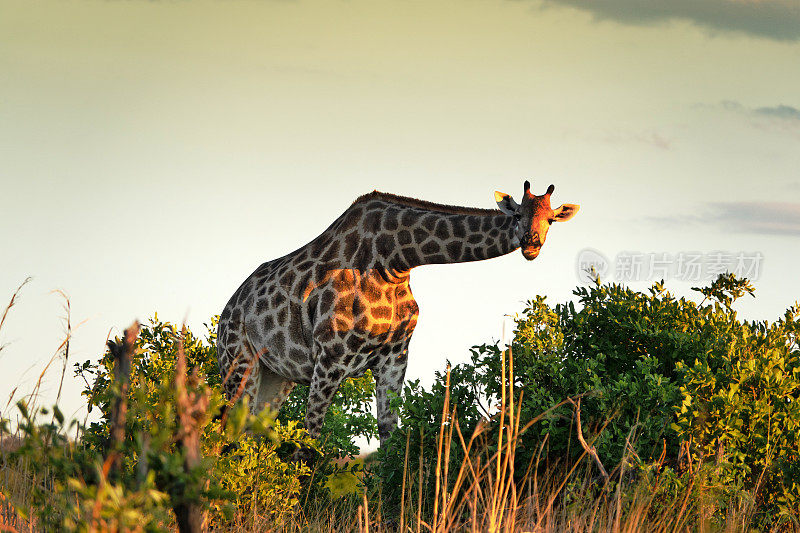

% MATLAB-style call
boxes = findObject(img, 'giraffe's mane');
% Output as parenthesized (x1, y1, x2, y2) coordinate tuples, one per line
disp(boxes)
(352, 190, 501, 216)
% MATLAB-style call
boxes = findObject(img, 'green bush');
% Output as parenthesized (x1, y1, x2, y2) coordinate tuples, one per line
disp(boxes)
(76, 316, 311, 529)
(376, 274, 800, 528)
(673, 298, 800, 523)
(2, 315, 378, 530)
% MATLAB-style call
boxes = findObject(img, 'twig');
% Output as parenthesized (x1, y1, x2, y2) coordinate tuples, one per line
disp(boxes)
(0, 278, 31, 341)
(106, 321, 140, 478)
(567, 397, 609, 483)
(174, 325, 211, 533)
(53, 290, 71, 408)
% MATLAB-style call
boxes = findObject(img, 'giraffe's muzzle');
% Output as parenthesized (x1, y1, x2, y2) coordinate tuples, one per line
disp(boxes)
(521, 232, 541, 260)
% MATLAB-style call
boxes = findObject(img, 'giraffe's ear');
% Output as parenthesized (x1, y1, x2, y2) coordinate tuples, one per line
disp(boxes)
(494, 191, 520, 215)
(553, 203, 580, 222)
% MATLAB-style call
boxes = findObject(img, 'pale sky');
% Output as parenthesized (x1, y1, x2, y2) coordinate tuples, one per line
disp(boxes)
(1, 0, 799, 430)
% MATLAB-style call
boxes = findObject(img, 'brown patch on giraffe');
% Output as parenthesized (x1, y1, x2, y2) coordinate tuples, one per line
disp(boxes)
(273, 331, 286, 354)
(289, 321, 305, 343)
(352, 296, 366, 318)
(446, 241, 463, 260)
(355, 316, 370, 331)
(451, 217, 466, 238)
(314, 321, 335, 343)
(343, 231, 359, 260)
(403, 247, 422, 266)
(372, 306, 393, 320)
(375, 234, 395, 257)
(276, 308, 288, 326)
(338, 209, 362, 233)
(384, 208, 400, 230)
(421, 240, 440, 255)
(364, 210, 382, 233)
(361, 278, 382, 303)
(335, 292, 355, 318)
(435, 220, 450, 240)
(320, 289, 336, 311)
(311, 237, 327, 257)
(398, 230, 412, 245)
(322, 240, 340, 261)
(371, 323, 391, 337)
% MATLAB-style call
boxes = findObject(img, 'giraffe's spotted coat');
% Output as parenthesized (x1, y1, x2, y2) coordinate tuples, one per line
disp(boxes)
(217, 184, 579, 446)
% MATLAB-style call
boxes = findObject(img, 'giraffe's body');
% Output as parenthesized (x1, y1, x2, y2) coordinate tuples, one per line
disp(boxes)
(217, 184, 578, 446)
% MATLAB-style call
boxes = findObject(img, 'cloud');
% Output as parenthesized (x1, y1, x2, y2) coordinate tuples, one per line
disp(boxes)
(601, 131, 672, 150)
(754, 105, 800, 121)
(710, 202, 800, 236)
(567, 128, 673, 150)
(539, 0, 800, 41)
(711, 100, 800, 135)
(649, 202, 800, 237)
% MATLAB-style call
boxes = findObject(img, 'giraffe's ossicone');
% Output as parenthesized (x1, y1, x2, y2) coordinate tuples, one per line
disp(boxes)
(217, 181, 579, 447)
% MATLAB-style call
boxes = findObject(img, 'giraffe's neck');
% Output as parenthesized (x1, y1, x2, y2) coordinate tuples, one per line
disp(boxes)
(337, 196, 520, 273)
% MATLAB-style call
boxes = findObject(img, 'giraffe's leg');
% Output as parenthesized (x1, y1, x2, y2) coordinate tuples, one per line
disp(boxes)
(304, 352, 347, 440)
(374, 346, 409, 447)
(219, 341, 261, 413)
(289, 350, 346, 467)
(255, 362, 295, 414)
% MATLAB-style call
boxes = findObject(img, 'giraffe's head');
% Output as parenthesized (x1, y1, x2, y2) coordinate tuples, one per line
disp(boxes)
(494, 181, 580, 260)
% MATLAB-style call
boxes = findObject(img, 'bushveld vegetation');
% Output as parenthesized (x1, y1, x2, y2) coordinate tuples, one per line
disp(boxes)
(1, 273, 798, 531)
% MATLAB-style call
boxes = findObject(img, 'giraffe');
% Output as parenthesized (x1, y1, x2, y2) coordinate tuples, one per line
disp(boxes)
(216, 181, 579, 447)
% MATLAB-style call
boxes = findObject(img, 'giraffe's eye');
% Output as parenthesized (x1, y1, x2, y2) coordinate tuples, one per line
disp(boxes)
(513, 213, 522, 220)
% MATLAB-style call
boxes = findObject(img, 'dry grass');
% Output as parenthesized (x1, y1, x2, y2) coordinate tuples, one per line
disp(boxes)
(256, 348, 765, 533)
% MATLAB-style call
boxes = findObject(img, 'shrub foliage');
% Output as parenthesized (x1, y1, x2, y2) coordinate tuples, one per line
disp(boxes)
(2, 316, 376, 530)
(377, 274, 800, 528)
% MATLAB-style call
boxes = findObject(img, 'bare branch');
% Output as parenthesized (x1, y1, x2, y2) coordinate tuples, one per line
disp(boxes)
(0, 277, 32, 354)
(106, 321, 140, 478)
(567, 397, 609, 483)
(174, 325, 211, 533)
